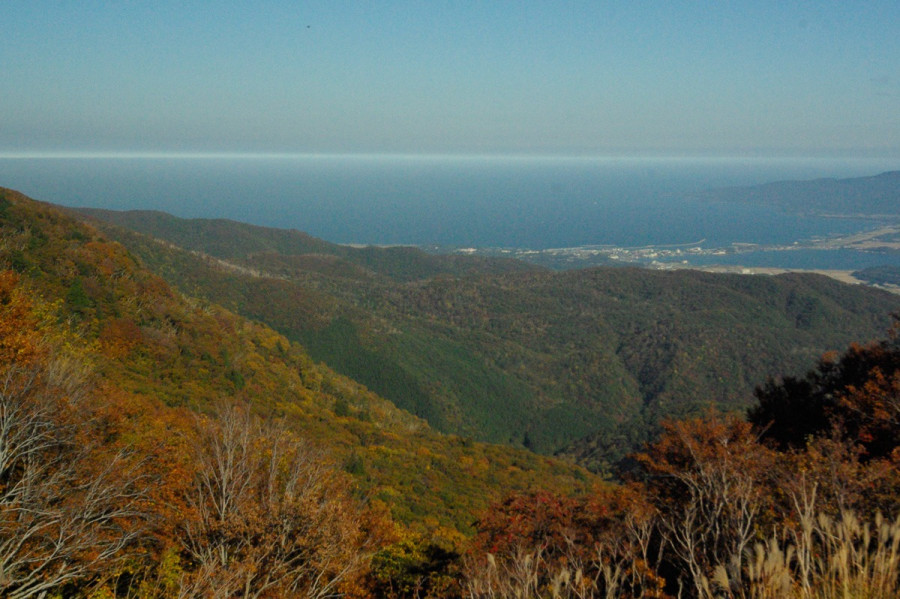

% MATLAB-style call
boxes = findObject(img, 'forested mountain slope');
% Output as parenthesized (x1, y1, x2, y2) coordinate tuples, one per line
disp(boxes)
(0, 186, 592, 534)
(76, 207, 538, 281)
(74, 205, 900, 469)
(5, 185, 900, 598)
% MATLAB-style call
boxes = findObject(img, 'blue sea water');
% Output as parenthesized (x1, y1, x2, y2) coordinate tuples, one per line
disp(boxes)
(1, 154, 898, 269)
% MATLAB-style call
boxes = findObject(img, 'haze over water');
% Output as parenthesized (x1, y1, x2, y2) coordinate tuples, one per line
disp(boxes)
(3, 155, 898, 255)
(6, 3, 900, 271)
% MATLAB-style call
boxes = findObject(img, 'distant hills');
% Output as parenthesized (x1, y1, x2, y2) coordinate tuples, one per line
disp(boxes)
(695, 170, 900, 216)
(854, 265, 900, 288)
(73, 201, 900, 470)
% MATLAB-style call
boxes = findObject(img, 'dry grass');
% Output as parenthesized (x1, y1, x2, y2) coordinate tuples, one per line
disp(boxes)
(464, 510, 900, 599)
(464, 542, 652, 599)
(708, 511, 900, 599)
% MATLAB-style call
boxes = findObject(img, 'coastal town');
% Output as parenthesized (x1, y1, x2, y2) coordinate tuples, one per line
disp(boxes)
(451, 222, 900, 292)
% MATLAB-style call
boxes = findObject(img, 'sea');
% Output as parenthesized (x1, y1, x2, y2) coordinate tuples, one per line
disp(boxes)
(2, 154, 899, 270)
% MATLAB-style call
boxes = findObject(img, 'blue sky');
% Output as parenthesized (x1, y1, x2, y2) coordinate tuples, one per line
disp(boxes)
(4, 1, 899, 156)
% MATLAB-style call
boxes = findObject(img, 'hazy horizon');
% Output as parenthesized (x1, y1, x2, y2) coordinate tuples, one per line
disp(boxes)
(2, 151, 899, 165)
(5, 3, 900, 157)
(5, 2, 900, 264)
(3, 154, 897, 254)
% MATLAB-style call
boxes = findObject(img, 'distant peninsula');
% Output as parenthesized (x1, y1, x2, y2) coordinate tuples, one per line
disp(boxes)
(693, 170, 900, 216)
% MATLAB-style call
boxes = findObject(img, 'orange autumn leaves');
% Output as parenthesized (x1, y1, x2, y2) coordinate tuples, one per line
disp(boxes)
(176, 404, 387, 598)
(0, 271, 387, 597)
(465, 337, 900, 599)
(0, 270, 41, 365)
(0, 272, 145, 598)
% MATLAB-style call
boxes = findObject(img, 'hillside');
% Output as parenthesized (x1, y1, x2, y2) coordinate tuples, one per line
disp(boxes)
(75, 207, 539, 281)
(0, 186, 593, 535)
(855, 265, 900, 288)
(695, 169, 900, 216)
(74, 205, 900, 470)
(5, 185, 900, 598)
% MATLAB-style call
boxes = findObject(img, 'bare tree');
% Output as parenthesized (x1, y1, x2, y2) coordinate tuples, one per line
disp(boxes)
(638, 414, 775, 597)
(0, 356, 146, 599)
(463, 487, 666, 599)
(179, 404, 374, 598)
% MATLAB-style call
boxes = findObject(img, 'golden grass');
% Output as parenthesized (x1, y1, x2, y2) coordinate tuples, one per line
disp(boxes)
(709, 511, 900, 599)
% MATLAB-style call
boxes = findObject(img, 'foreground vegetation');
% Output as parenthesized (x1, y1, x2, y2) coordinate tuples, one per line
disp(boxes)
(2, 187, 899, 596)
(463, 323, 900, 598)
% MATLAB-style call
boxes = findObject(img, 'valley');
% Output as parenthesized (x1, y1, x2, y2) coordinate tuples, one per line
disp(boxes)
(2, 181, 900, 596)
(73, 200, 900, 471)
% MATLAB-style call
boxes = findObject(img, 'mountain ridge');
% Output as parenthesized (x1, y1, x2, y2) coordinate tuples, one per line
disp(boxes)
(71, 200, 900, 470)
(0, 186, 594, 533)
(75, 206, 540, 281)
(694, 169, 900, 215)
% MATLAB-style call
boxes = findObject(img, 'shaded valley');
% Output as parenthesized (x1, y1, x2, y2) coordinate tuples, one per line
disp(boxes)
(74, 204, 900, 470)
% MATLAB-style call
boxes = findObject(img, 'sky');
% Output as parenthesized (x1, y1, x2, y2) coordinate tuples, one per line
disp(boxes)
(3, 1, 900, 157)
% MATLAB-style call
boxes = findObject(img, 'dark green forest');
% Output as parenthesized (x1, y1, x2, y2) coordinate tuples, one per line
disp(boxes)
(77, 207, 900, 469)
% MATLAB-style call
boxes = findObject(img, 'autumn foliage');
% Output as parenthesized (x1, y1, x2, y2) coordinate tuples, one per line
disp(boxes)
(463, 326, 900, 598)
(466, 486, 665, 598)
(177, 404, 384, 598)
(0, 272, 147, 598)
(0, 271, 390, 597)
(2, 189, 900, 597)
(751, 322, 900, 460)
